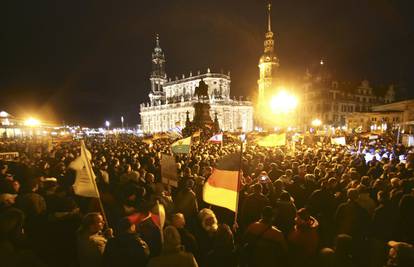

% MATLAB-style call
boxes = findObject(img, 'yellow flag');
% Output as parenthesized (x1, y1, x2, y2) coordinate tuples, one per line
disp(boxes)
(256, 133, 286, 147)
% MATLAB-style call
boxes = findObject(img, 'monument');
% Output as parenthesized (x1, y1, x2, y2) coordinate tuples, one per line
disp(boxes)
(182, 79, 220, 138)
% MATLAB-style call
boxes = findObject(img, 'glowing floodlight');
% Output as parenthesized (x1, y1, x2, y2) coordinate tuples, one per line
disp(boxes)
(24, 118, 40, 127)
(269, 91, 298, 114)
(311, 119, 322, 127)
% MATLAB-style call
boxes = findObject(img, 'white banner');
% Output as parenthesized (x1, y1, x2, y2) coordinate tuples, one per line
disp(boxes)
(161, 154, 178, 187)
(70, 141, 99, 198)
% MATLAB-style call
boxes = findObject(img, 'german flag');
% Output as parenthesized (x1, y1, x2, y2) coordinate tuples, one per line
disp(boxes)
(203, 152, 240, 212)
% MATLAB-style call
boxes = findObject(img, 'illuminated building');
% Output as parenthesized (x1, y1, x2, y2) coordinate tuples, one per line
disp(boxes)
(299, 64, 397, 128)
(255, 3, 282, 128)
(139, 35, 253, 133)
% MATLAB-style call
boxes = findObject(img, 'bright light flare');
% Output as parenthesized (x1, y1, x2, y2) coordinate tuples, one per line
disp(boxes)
(24, 118, 40, 127)
(311, 119, 322, 127)
(269, 91, 298, 114)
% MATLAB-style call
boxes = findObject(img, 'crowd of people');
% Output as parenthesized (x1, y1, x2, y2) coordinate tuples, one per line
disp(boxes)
(0, 132, 414, 267)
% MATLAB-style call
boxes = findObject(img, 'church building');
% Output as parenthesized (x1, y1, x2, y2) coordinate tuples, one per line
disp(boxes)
(139, 35, 253, 133)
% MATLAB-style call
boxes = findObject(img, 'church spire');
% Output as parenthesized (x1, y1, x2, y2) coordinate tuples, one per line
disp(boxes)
(150, 34, 167, 94)
(156, 33, 160, 47)
(267, 2, 272, 32)
(257, 1, 279, 123)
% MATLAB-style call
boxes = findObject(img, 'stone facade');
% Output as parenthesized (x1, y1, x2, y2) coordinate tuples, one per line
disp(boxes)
(139, 36, 253, 133)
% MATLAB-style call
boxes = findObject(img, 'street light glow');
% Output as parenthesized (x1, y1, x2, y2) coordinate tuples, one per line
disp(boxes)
(105, 120, 110, 127)
(24, 118, 40, 127)
(311, 119, 322, 127)
(269, 91, 298, 114)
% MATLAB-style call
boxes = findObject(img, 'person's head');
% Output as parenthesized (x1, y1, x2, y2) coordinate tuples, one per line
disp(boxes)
(186, 179, 195, 190)
(387, 241, 414, 267)
(163, 226, 182, 252)
(117, 217, 136, 234)
(280, 191, 291, 202)
(253, 183, 262, 194)
(261, 206, 274, 224)
(357, 184, 370, 195)
(319, 248, 335, 267)
(80, 212, 105, 234)
(298, 164, 307, 176)
(347, 188, 359, 202)
(124, 164, 132, 173)
(286, 169, 293, 177)
(172, 213, 186, 229)
(273, 179, 284, 191)
(335, 234, 353, 257)
(295, 208, 311, 226)
(192, 164, 200, 175)
(198, 208, 218, 233)
(377, 190, 389, 204)
(203, 166, 213, 177)
(327, 177, 338, 189)
(391, 177, 401, 188)
(145, 173, 155, 184)
(184, 167, 192, 177)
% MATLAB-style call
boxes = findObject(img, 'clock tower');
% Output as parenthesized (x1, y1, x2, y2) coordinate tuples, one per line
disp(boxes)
(257, 3, 279, 108)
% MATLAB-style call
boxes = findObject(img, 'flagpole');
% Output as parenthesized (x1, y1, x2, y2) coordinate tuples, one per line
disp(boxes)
(233, 136, 243, 230)
(80, 140, 109, 226)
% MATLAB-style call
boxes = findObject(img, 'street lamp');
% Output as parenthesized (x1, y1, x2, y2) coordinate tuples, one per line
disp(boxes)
(121, 116, 124, 129)
(105, 120, 110, 131)
(311, 119, 322, 127)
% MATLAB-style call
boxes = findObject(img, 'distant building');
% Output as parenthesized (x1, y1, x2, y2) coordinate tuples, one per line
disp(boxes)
(139, 35, 253, 133)
(346, 111, 403, 132)
(299, 65, 396, 128)
(371, 99, 414, 132)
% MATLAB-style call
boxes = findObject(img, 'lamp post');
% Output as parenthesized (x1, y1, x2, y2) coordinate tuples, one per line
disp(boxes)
(121, 116, 124, 130)
(105, 120, 110, 131)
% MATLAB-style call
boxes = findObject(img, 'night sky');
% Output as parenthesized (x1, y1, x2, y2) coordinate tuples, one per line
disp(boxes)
(1, 0, 413, 127)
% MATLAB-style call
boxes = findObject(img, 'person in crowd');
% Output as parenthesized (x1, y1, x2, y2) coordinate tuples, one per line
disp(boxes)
(147, 225, 199, 267)
(274, 191, 297, 235)
(0, 208, 45, 267)
(77, 212, 112, 267)
(174, 179, 199, 230)
(171, 213, 199, 260)
(0, 132, 413, 267)
(205, 224, 237, 267)
(135, 203, 162, 258)
(195, 208, 219, 264)
(385, 241, 414, 267)
(243, 206, 287, 267)
(103, 217, 150, 267)
(240, 183, 269, 230)
(287, 207, 320, 266)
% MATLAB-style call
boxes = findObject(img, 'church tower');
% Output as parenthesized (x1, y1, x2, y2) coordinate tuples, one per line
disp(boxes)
(149, 34, 167, 105)
(257, 3, 279, 106)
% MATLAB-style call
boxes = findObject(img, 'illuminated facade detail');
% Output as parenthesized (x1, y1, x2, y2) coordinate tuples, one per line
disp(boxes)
(140, 36, 253, 133)
(257, 3, 279, 106)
